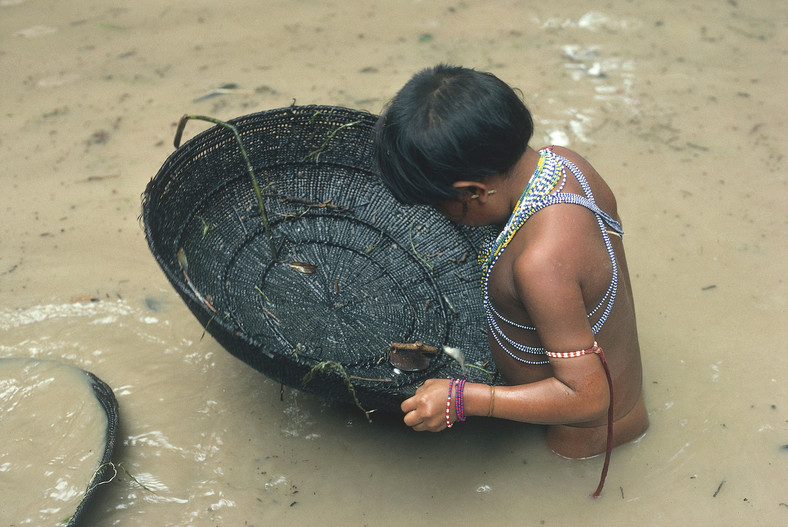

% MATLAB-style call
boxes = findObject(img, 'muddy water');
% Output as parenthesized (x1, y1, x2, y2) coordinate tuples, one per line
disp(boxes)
(1, 0, 786, 525)
(0, 358, 108, 525)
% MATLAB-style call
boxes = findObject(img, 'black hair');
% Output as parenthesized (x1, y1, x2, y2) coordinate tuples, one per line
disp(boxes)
(374, 65, 534, 205)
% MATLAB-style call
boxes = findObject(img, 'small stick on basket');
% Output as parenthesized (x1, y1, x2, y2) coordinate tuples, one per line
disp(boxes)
(390, 341, 438, 354)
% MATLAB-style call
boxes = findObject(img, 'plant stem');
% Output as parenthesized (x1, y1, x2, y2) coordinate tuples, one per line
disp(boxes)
(409, 219, 435, 273)
(174, 114, 278, 260)
(302, 361, 374, 423)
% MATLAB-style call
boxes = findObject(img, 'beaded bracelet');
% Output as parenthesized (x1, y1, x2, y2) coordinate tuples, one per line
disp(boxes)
(445, 377, 456, 428)
(455, 379, 467, 422)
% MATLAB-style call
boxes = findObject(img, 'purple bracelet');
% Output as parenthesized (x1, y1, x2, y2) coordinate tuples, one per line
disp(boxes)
(455, 379, 467, 422)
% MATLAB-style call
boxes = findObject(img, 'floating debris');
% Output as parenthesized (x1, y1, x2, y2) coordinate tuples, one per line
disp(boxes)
(193, 83, 253, 103)
(713, 479, 725, 497)
(302, 361, 374, 422)
(177, 248, 217, 313)
(15, 25, 57, 37)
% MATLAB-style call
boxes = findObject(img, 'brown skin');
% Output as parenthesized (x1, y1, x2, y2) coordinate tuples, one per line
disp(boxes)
(401, 146, 648, 458)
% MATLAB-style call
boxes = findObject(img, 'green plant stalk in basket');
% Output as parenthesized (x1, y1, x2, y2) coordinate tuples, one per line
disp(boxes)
(174, 114, 278, 260)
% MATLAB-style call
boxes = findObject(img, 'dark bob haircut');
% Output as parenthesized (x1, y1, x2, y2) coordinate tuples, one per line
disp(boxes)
(374, 65, 534, 205)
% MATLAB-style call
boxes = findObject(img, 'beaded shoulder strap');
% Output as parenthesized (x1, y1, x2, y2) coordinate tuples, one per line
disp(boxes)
(480, 149, 624, 363)
(478, 148, 564, 365)
(478, 148, 564, 277)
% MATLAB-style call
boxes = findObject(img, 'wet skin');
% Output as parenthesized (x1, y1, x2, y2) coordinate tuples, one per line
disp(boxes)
(402, 146, 649, 458)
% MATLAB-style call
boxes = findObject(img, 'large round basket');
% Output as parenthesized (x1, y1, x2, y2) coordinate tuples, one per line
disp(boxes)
(141, 105, 498, 415)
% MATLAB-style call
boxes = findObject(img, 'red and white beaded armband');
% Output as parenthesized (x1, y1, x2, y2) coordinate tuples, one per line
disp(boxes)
(545, 341, 602, 359)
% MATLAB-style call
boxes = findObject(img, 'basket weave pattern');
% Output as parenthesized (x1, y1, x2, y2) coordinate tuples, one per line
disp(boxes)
(142, 106, 496, 413)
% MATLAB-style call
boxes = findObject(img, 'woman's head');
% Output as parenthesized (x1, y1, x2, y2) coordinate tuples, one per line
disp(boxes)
(374, 65, 533, 205)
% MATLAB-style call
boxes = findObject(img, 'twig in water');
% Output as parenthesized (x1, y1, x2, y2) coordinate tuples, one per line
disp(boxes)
(254, 285, 269, 302)
(713, 479, 725, 497)
(442, 294, 458, 314)
(349, 375, 393, 383)
(197, 215, 210, 238)
(85, 462, 157, 494)
(232, 206, 249, 236)
(76, 174, 120, 183)
(200, 313, 217, 341)
(302, 361, 375, 422)
(281, 196, 352, 214)
(262, 306, 280, 323)
(390, 341, 438, 354)
(365, 230, 384, 254)
(177, 248, 218, 313)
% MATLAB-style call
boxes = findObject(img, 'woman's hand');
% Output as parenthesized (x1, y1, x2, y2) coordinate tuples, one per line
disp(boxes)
(401, 378, 453, 431)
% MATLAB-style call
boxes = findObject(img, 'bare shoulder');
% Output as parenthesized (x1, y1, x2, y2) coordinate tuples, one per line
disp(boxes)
(544, 145, 620, 220)
(510, 214, 587, 298)
(546, 146, 595, 171)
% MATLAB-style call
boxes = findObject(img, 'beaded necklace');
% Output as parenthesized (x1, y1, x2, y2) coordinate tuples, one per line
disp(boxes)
(477, 148, 565, 276)
(477, 149, 565, 363)
(478, 148, 622, 365)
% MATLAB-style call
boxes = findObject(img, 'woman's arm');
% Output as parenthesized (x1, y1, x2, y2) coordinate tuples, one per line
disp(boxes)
(401, 354, 609, 431)
(402, 208, 612, 430)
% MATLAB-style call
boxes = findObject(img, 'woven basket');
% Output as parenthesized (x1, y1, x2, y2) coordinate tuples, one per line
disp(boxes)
(142, 105, 498, 414)
(0, 358, 118, 527)
(70, 370, 118, 525)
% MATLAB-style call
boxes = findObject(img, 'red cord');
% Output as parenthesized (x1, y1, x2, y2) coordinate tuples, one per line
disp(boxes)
(592, 347, 614, 498)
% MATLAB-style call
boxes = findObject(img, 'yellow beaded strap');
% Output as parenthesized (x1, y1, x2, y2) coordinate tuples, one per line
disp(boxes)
(478, 148, 564, 280)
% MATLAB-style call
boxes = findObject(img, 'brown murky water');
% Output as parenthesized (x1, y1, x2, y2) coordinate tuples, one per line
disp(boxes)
(0, 358, 108, 525)
(1, 0, 786, 525)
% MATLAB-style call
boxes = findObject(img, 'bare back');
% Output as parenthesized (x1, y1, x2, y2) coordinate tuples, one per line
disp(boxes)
(485, 146, 647, 456)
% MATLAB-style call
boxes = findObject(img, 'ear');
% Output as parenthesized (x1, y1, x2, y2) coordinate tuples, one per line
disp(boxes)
(452, 181, 494, 202)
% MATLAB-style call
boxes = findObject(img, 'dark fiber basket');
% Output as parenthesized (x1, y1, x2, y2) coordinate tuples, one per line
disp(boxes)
(0, 358, 118, 527)
(70, 370, 118, 526)
(142, 105, 499, 414)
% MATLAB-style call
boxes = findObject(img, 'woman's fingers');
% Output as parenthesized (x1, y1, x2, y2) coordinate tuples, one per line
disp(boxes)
(401, 378, 451, 431)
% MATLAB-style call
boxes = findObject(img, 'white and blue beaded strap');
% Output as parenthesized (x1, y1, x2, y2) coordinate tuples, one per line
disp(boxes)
(553, 156, 622, 334)
(487, 308, 550, 364)
(478, 149, 566, 276)
(483, 153, 622, 363)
